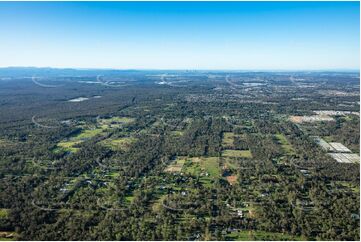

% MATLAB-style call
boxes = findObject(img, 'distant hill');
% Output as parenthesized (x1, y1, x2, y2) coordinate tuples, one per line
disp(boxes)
(0, 67, 145, 77)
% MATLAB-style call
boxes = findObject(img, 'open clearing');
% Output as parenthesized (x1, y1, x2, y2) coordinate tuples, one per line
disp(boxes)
(164, 158, 186, 173)
(56, 128, 103, 153)
(55, 116, 134, 153)
(222, 150, 253, 158)
(56, 140, 82, 153)
(76, 128, 104, 139)
(98, 116, 135, 129)
(289, 115, 334, 123)
(274, 134, 296, 155)
(181, 157, 221, 186)
(222, 132, 235, 147)
(226, 175, 237, 185)
(101, 137, 137, 151)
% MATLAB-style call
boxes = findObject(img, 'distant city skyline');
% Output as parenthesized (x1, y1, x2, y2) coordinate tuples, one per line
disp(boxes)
(0, 1, 359, 70)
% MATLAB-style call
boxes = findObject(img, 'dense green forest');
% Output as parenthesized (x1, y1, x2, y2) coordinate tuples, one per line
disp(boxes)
(0, 70, 359, 240)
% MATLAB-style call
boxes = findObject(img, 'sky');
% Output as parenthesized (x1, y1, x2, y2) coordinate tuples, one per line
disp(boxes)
(0, 1, 359, 70)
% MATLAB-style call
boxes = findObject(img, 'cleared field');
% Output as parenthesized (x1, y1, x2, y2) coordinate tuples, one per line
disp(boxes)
(182, 157, 221, 186)
(200, 157, 220, 178)
(314, 110, 359, 116)
(226, 175, 237, 185)
(76, 128, 104, 139)
(55, 126, 106, 153)
(289, 115, 334, 123)
(274, 134, 296, 155)
(101, 137, 137, 151)
(55, 117, 134, 153)
(98, 116, 135, 127)
(164, 158, 186, 173)
(57, 140, 82, 153)
(222, 150, 253, 158)
(222, 132, 235, 147)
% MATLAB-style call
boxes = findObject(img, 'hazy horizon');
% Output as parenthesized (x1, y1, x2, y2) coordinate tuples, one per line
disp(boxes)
(0, 2, 359, 70)
(0, 66, 359, 72)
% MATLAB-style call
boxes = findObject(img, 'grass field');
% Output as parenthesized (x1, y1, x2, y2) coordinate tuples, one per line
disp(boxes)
(274, 134, 296, 155)
(101, 137, 137, 151)
(55, 116, 136, 153)
(182, 157, 221, 187)
(76, 128, 104, 139)
(222, 132, 235, 147)
(222, 149, 253, 158)
(57, 140, 82, 153)
(56, 127, 105, 153)
(224, 159, 238, 170)
(98, 116, 135, 129)
(201, 157, 220, 178)
(164, 158, 186, 173)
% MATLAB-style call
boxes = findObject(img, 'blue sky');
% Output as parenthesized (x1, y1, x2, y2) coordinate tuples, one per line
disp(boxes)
(0, 2, 359, 70)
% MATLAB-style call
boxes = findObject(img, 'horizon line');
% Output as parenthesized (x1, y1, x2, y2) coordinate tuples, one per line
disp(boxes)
(0, 66, 360, 72)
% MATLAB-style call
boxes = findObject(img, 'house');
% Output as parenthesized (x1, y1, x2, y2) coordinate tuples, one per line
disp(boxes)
(237, 210, 243, 217)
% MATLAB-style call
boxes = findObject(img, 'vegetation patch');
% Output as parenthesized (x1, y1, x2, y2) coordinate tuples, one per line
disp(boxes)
(170, 130, 184, 136)
(335, 181, 360, 193)
(124, 196, 134, 204)
(0, 209, 9, 219)
(226, 230, 303, 241)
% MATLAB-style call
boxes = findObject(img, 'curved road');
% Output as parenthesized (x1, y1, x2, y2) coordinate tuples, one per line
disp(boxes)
(32, 76, 62, 88)
(32, 115, 58, 129)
